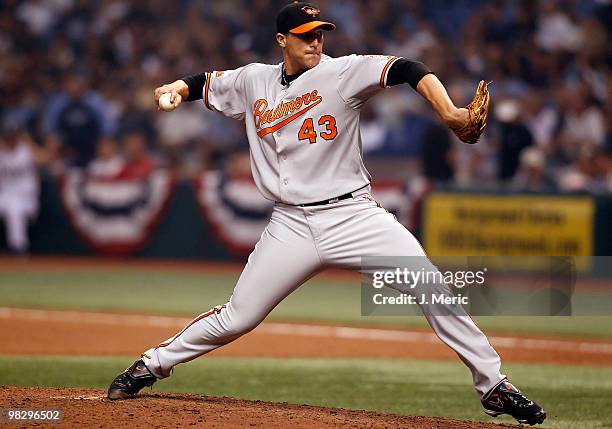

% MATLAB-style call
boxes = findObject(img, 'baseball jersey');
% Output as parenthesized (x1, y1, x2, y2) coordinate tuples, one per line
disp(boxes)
(203, 54, 399, 205)
(0, 142, 38, 197)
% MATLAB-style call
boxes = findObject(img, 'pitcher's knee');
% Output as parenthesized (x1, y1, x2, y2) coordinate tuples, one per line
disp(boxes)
(223, 314, 262, 338)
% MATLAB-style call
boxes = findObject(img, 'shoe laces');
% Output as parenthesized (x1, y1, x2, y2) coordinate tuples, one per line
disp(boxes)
(113, 372, 133, 389)
(503, 387, 534, 409)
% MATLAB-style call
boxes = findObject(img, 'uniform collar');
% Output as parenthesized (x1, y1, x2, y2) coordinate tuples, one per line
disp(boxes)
(281, 65, 306, 86)
(280, 54, 331, 86)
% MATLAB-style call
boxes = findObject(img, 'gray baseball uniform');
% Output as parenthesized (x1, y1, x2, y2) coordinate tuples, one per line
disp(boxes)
(142, 54, 505, 397)
(0, 140, 38, 253)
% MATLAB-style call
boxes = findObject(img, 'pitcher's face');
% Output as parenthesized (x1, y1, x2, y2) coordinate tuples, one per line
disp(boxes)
(278, 29, 324, 70)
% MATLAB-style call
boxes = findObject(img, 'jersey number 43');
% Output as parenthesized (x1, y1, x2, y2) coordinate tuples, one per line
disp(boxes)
(298, 115, 337, 144)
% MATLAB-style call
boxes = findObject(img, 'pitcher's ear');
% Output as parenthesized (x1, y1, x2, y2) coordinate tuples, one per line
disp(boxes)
(276, 33, 287, 48)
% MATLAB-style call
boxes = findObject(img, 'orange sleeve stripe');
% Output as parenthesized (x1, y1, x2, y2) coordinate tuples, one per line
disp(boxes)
(204, 72, 212, 110)
(379, 56, 399, 88)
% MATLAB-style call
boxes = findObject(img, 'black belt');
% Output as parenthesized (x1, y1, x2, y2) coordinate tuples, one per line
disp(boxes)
(299, 192, 354, 207)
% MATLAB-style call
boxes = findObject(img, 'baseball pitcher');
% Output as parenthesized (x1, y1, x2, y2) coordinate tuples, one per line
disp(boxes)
(108, 3, 545, 425)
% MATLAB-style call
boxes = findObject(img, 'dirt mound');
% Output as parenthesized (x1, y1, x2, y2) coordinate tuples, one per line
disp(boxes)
(0, 386, 518, 429)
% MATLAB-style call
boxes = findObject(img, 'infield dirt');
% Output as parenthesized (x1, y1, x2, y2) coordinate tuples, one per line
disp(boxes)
(1, 308, 611, 366)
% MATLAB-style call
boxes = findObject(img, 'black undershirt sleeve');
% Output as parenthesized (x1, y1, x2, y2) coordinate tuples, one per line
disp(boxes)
(181, 73, 207, 101)
(386, 58, 433, 90)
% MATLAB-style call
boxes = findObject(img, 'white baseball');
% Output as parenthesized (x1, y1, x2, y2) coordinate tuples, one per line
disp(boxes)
(158, 92, 176, 111)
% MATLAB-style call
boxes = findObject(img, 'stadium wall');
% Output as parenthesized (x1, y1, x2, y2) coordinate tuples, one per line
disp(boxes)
(1, 176, 611, 258)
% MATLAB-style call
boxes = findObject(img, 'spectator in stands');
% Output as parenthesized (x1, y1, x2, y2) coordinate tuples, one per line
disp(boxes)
(87, 137, 124, 179)
(535, 0, 583, 53)
(602, 149, 612, 192)
(0, 120, 39, 254)
(522, 91, 560, 151)
(360, 106, 388, 154)
(16, 0, 64, 39)
(512, 147, 555, 191)
(495, 99, 534, 181)
(0, 0, 608, 192)
(557, 147, 608, 193)
(44, 73, 116, 168)
(119, 132, 155, 180)
(420, 122, 454, 183)
(557, 86, 606, 160)
(118, 89, 158, 147)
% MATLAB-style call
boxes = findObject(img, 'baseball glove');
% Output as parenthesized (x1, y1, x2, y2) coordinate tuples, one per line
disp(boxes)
(452, 80, 491, 144)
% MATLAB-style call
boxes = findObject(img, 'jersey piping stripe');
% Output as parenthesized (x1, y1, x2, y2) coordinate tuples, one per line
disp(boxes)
(379, 56, 399, 88)
(155, 304, 226, 348)
(256, 97, 323, 138)
(204, 72, 212, 110)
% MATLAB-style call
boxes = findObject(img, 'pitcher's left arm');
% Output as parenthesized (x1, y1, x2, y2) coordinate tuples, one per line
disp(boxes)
(387, 59, 490, 144)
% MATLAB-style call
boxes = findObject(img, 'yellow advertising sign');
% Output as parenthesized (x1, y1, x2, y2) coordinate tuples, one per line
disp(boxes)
(424, 194, 594, 257)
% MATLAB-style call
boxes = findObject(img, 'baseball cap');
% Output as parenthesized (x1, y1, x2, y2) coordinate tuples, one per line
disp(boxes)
(276, 2, 336, 35)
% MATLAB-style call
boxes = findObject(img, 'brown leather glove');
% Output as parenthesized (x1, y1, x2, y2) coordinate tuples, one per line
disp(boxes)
(452, 80, 491, 144)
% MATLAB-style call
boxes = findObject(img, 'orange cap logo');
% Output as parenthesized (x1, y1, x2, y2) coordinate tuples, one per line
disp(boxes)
(302, 6, 320, 16)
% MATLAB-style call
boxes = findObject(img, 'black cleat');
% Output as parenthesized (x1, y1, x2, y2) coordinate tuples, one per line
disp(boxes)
(481, 380, 546, 426)
(107, 359, 157, 400)
(482, 380, 546, 425)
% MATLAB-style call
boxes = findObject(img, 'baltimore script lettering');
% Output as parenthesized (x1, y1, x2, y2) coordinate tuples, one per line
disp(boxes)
(254, 90, 323, 137)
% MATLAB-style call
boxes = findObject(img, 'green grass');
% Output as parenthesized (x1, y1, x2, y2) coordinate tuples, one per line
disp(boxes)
(1, 270, 611, 338)
(0, 355, 610, 429)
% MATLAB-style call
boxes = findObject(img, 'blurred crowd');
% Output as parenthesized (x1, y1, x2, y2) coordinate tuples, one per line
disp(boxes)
(0, 0, 611, 195)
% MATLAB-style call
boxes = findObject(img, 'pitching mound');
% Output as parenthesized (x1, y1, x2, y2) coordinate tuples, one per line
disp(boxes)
(0, 386, 519, 429)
